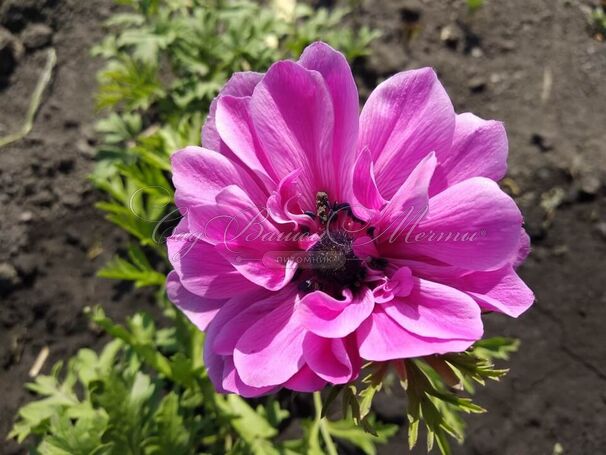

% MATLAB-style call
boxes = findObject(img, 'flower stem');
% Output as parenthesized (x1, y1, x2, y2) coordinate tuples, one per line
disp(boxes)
(313, 391, 339, 455)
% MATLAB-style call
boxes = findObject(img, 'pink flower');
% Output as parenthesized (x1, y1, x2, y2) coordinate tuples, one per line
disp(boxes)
(166, 42, 534, 396)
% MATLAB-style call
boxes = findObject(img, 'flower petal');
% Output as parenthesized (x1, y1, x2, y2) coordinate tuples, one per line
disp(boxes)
(250, 60, 335, 199)
(352, 148, 386, 213)
(167, 218, 260, 299)
(215, 95, 276, 187)
(234, 290, 306, 387)
(216, 242, 297, 291)
(202, 71, 263, 151)
(375, 152, 436, 242)
(430, 113, 508, 196)
(299, 42, 359, 199)
(402, 177, 523, 271)
(514, 228, 531, 267)
(383, 278, 483, 340)
(303, 333, 359, 384)
(357, 308, 476, 361)
(212, 290, 285, 355)
(171, 146, 267, 209)
(358, 68, 455, 199)
(284, 364, 327, 392)
(186, 185, 281, 247)
(166, 271, 223, 331)
(460, 266, 534, 317)
(222, 357, 277, 397)
(296, 288, 375, 338)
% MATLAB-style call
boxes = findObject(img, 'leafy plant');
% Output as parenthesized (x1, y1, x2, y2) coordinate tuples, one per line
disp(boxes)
(11, 305, 397, 454)
(325, 337, 518, 454)
(590, 6, 606, 41)
(466, 0, 486, 13)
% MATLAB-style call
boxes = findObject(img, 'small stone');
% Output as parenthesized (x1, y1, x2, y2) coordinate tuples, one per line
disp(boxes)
(579, 174, 602, 196)
(31, 189, 55, 207)
(20, 23, 52, 50)
(76, 137, 95, 158)
(489, 72, 502, 84)
(440, 24, 462, 49)
(64, 226, 82, 245)
(594, 222, 606, 241)
(470, 46, 483, 58)
(468, 76, 486, 93)
(60, 192, 81, 208)
(0, 262, 20, 293)
(498, 39, 516, 52)
(18, 210, 33, 223)
(13, 253, 38, 280)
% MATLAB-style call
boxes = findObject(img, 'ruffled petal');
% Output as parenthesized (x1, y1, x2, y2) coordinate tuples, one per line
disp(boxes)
(222, 357, 277, 397)
(212, 290, 285, 355)
(166, 271, 223, 331)
(167, 218, 260, 299)
(382, 278, 483, 340)
(171, 146, 267, 209)
(215, 94, 276, 187)
(234, 290, 306, 387)
(357, 308, 476, 361)
(267, 168, 318, 230)
(352, 148, 386, 213)
(375, 152, 436, 241)
(202, 71, 263, 151)
(299, 42, 359, 199)
(460, 266, 534, 318)
(296, 288, 375, 338)
(430, 113, 508, 195)
(514, 228, 531, 268)
(358, 68, 455, 199)
(399, 177, 523, 271)
(250, 60, 335, 199)
(303, 333, 360, 384)
(186, 185, 281, 248)
(284, 364, 327, 392)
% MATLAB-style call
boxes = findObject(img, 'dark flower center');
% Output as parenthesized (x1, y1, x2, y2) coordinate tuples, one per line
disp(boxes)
(299, 230, 367, 297)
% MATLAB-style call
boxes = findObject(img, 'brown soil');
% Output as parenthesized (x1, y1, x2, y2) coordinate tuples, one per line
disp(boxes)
(1, 0, 605, 454)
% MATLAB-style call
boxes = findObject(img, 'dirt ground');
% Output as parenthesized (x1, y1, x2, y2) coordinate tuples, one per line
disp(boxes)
(1, 0, 605, 454)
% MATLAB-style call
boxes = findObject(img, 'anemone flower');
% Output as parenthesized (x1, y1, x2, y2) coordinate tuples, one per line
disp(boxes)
(166, 41, 533, 397)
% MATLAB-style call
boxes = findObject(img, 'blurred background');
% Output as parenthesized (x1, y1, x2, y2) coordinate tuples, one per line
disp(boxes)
(0, 0, 605, 453)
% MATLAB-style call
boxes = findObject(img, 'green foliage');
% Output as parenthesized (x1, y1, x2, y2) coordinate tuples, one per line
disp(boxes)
(466, 0, 485, 13)
(11, 306, 393, 454)
(590, 6, 606, 39)
(323, 337, 519, 455)
(98, 244, 166, 287)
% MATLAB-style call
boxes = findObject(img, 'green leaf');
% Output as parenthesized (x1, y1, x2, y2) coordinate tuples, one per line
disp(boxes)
(97, 244, 165, 287)
(327, 417, 397, 455)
